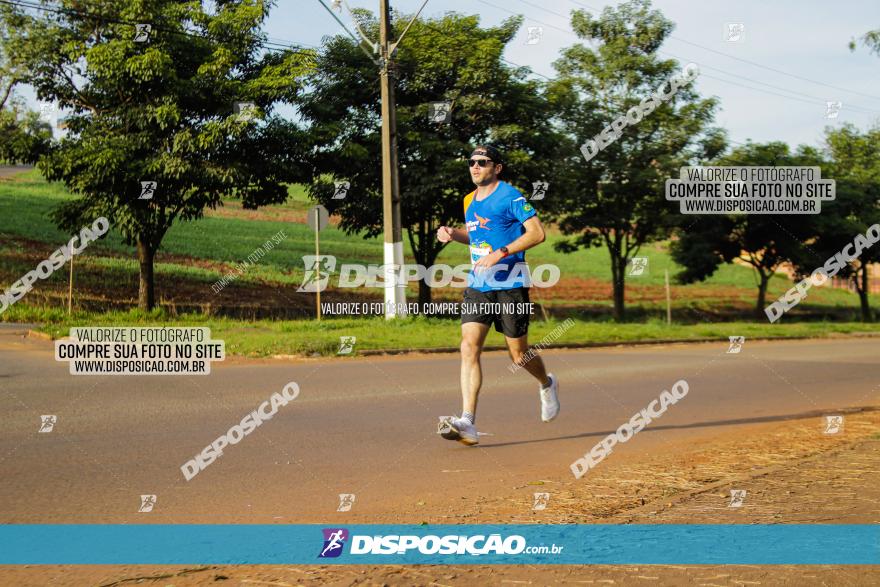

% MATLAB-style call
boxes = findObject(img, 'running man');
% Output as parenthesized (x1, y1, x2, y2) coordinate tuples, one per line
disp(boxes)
(436, 145, 559, 446)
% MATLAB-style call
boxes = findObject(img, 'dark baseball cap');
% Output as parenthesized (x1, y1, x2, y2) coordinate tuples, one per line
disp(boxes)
(470, 145, 503, 164)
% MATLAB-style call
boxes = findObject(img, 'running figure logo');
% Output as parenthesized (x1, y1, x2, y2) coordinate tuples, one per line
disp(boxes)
(337, 493, 356, 512)
(825, 101, 843, 119)
(726, 23, 744, 42)
(134, 24, 152, 42)
(727, 336, 745, 354)
(332, 181, 350, 200)
(728, 489, 746, 508)
(297, 255, 336, 292)
(475, 213, 491, 230)
(532, 492, 550, 511)
(526, 26, 543, 45)
(139, 181, 156, 200)
(823, 415, 844, 434)
(428, 101, 452, 124)
(530, 181, 548, 201)
(629, 257, 648, 276)
(318, 528, 349, 558)
(38, 415, 57, 433)
(338, 336, 356, 355)
(138, 494, 157, 513)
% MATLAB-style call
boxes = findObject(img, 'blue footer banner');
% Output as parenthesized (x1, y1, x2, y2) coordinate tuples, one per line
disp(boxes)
(1, 524, 877, 565)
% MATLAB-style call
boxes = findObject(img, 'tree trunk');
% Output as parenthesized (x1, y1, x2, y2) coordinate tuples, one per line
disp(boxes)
(136, 237, 156, 311)
(857, 267, 872, 322)
(609, 246, 626, 322)
(418, 278, 432, 311)
(755, 271, 769, 320)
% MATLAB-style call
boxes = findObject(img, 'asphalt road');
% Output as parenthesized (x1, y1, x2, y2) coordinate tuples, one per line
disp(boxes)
(0, 326, 877, 524)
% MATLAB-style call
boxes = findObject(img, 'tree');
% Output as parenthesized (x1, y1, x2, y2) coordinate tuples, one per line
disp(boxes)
(790, 124, 880, 321)
(0, 31, 52, 163)
(297, 10, 556, 307)
(0, 106, 53, 164)
(670, 142, 824, 318)
(0, 0, 313, 310)
(547, 0, 724, 321)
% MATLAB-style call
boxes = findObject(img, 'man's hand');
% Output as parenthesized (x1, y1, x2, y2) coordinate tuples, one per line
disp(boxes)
(473, 249, 506, 271)
(437, 226, 454, 243)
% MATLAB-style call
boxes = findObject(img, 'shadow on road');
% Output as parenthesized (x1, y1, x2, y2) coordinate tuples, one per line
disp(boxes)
(479, 404, 880, 448)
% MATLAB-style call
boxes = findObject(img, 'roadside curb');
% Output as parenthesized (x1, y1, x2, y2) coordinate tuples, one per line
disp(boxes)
(26, 329, 53, 341)
(8, 323, 879, 359)
(353, 331, 880, 357)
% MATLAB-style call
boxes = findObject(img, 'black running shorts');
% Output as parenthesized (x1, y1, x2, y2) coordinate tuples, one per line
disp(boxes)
(461, 287, 531, 338)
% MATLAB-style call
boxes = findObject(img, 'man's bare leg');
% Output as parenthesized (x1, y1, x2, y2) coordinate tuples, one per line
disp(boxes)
(460, 322, 490, 417)
(505, 334, 550, 387)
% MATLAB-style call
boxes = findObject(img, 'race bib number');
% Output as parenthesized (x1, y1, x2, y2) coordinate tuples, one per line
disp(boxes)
(470, 243, 492, 265)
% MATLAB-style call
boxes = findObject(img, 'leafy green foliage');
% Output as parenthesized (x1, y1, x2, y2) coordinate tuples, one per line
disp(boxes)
(547, 0, 724, 321)
(296, 10, 558, 303)
(0, 0, 314, 308)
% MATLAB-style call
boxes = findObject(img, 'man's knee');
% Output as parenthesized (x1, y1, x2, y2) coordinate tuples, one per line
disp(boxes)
(461, 337, 482, 359)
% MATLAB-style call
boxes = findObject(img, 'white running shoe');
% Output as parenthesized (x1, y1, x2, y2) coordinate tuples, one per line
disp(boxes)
(437, 416, 479, 446)
(540, 373, 560, 422)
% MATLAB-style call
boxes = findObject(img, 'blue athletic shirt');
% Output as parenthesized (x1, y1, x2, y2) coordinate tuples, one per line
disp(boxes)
(463, 180, 538, 292)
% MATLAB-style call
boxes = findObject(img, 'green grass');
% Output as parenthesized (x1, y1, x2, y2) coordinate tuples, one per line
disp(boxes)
(8, 304, 878, 357)
(0, 169, 868, 310)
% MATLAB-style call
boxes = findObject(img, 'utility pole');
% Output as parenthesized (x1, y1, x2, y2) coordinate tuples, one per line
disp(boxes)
(378, 0, 406, 318)
(317, 0, 428, 318)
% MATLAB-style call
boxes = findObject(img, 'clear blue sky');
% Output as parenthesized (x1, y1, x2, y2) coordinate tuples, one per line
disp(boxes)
(269, 0, 880, 149)
(20, 0, 880, 150)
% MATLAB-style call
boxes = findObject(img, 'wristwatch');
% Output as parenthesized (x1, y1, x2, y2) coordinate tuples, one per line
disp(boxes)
(499, 246, 510, 257)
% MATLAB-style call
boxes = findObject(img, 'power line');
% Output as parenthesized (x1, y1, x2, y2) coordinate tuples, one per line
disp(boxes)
(479, 0, 880, 115)
(564, 0, 880, 103)
(0, 0, 317, 57)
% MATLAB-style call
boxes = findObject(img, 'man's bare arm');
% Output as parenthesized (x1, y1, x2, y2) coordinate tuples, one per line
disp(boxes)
(437, 226, 470, 245)
(503, 216, 545, 254)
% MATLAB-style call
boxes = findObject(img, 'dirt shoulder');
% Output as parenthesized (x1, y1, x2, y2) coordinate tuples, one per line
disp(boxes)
(4, 409, 878, 586)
